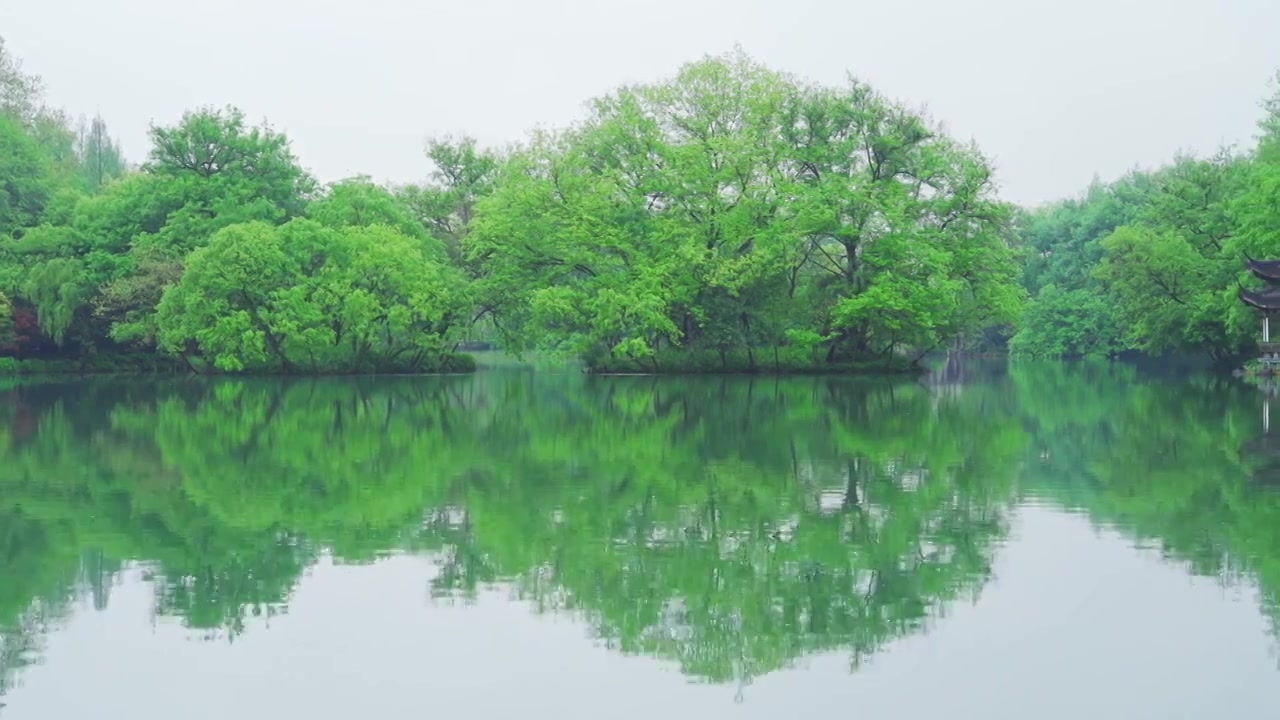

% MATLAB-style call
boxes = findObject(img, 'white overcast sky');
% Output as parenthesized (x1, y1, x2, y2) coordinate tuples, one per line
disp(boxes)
(3, 0, 1279, 205)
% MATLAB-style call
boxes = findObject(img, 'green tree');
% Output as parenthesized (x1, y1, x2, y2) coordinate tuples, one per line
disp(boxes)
(92, 249, 184, 347)
(1007, 283, 1121, 357)
(0, 115, 53, 238)
(398, 136, 499, 262)
(1094, 153, 1249, 360)
(469, 52, 1021, 370)
(4, 106, 318, 357)
(142, 105, 316, 253)
(75, 114, 126, 193)
(307, 176, 435, 246)
(1010, 175, 1150, 357)
(156, 219, 467, 372)
(21, 257, 92, 345)
(0, 37, 42, 125)
(783, 81, 1023, 361)
(0, 40, 83, 191)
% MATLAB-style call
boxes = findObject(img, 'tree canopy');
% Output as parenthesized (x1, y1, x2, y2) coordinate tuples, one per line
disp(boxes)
(156, 219, 469, 372)
(469, 53, 1023, 370)
(0, 38, 1278, 371)
(1011, 77, 1280, 362)
(0, 45, 1030, 374)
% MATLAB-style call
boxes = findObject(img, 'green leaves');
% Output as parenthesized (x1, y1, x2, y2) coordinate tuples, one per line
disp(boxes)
(157, 219, 466, 372)
(1096, 225, 1227, 355)
(469, 51, 1018, 369)
(0, 114, 53, 238)
(5, 35, 1275, 370)
(147, 106, 314, 215)
(0, 291, 12, 347)
(307, 177, 432, 244)
(0, 92, 326, 358)
(22, 258, 91, 344)
(1021, 150, 1251, 360)
(1008, 284, 1122, 358)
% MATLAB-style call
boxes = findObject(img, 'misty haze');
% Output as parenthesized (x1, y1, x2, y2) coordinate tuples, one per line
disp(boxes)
(2, 1, 1280, 718)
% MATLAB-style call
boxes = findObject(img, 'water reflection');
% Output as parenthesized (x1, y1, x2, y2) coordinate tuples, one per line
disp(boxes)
(1014, 362, 1280, 636)
(0, 362, 1278, 697)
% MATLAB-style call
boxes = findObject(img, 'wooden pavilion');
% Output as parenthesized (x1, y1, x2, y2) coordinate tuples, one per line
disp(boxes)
(1238, 255, 1280, 368)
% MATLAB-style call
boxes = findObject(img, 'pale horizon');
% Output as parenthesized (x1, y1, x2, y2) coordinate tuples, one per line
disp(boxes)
(3, 0, 1278, 206)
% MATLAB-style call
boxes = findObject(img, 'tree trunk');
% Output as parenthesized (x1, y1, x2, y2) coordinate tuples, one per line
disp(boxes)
(844, 460, 860, 509)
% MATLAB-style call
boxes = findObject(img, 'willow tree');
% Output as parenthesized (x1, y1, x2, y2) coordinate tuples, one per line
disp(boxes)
(469, 51, 1021, 370)
(155, 219, 469, 373)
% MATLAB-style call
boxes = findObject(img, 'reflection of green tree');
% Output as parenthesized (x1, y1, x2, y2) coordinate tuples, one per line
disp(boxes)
(1013, 361, 1280, 631)
(0, 382, 315, 647)
(5, 364, 1277, 690)
(412, 377, 1023, 682)
(0, 373, 1023, 690)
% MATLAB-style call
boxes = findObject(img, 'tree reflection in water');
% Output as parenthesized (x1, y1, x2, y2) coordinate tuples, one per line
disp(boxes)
(1, 363, 1277, 693)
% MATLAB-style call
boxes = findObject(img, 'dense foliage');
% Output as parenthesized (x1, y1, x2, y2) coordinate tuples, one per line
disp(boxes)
(0, 42, 1025, 374)
(2, 35, 1279, 370)
(0, 39, 480, 373)
(469, 54, 1022, 370)
(156, 219, 469, 372)
(1011, 82, 1280, 361)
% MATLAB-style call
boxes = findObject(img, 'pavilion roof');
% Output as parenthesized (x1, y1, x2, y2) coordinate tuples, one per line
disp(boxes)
(1245, 255, 1280, 283)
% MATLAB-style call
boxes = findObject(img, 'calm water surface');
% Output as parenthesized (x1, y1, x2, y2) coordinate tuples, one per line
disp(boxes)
(1, 361, 1279, 718)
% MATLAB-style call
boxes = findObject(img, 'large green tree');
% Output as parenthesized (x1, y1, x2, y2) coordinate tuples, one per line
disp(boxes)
(140, 105, 315, 253)
(470, 52, 1021, 371)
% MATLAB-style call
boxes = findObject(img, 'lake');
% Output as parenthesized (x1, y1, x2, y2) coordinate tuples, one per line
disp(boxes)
(1, 361, 1279, 719)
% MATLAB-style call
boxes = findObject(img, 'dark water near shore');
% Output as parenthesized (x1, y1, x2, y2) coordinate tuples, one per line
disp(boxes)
(1, 361, 1279, 718)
